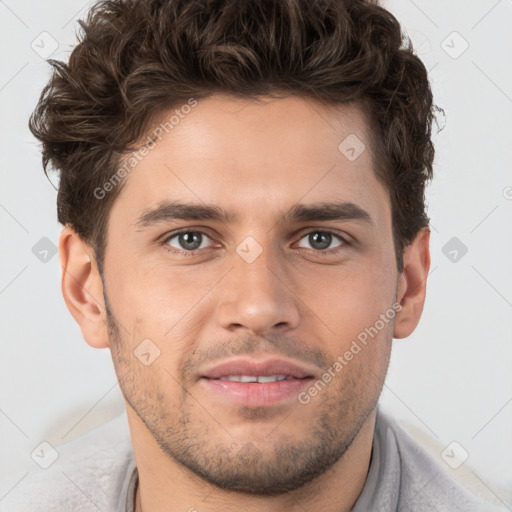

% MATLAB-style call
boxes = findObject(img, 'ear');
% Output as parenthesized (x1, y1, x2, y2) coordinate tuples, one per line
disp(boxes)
(59, 225, 110, 349)
(393, 226, 431, 339)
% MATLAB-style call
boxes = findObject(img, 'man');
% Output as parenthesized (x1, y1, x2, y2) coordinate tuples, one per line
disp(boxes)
(2, 0, 505, 510)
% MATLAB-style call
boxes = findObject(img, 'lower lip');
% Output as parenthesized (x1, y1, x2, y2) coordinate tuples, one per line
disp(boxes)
(200, 377, 313, 407)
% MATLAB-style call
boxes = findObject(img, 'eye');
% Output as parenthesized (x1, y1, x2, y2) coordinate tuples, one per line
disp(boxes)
(295, 230, 347, 252)
(164, 230, 215, 254)
(161, 228, 349, 257)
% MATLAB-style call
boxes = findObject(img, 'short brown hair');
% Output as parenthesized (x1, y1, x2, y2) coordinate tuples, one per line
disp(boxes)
(30, 0, 436, 273)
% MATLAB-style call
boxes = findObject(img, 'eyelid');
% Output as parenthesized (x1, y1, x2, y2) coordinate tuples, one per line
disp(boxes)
(293, 229, 351, 250)
(161, 226, 352, 257)
(162, 228, 219, 251)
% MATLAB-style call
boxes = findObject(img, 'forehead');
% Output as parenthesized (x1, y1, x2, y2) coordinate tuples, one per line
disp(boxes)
(111, 94, 390, 228)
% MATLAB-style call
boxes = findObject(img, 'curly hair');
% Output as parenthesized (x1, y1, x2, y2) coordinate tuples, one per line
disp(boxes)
(29, 0, 435, 274)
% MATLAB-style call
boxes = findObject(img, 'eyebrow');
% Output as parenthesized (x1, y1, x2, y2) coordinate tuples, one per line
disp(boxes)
(134, 200, 374, 229)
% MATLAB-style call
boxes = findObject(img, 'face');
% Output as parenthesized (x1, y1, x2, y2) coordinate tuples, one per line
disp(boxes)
(103, 95, 399, 495)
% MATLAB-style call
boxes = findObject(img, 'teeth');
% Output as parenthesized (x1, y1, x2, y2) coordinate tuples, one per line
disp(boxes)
(257, 375, 284, 383)
(218, 375, 293, 383)
(239, 375, 258, 383)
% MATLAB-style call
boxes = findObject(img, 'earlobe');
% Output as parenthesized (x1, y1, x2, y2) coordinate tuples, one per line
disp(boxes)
(393, 227, 431, 339)
(59, 226, 110, 349)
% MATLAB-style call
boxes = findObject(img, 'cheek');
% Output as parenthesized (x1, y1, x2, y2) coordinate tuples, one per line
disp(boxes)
(106, 257, 219, 344)
(304, 259, 396, 323)
(300, 262, 397, 376)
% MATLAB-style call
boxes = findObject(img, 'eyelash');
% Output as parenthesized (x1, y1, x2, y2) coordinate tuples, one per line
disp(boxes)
(161, 228, 351, 257)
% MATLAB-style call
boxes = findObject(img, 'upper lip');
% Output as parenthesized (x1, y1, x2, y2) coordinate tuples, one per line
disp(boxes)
(201, 357, 317, 380)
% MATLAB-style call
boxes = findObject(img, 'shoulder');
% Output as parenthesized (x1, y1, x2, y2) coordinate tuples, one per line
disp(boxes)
(377, 409, 508, 512)
(0, 413, 136, 512)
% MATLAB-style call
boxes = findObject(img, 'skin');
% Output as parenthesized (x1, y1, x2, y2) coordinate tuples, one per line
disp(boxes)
(59, 94, 430, 512)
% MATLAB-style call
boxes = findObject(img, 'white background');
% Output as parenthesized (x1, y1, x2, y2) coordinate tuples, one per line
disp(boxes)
(1, 0, 511, 507)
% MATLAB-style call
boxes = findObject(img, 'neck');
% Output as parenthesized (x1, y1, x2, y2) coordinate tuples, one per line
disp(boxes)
(130, 409, 376, 512)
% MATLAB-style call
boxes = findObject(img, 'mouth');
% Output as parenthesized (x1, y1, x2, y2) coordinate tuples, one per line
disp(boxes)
(199, 358, 316, 407)
(211, 375, 297, 382)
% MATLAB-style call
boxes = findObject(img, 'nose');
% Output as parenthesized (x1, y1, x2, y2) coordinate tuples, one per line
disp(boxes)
(215, 243, 301, 336)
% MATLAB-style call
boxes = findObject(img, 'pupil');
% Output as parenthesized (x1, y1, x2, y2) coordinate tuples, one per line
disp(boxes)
(310, 232, 331, 250)
(180, 232, 201, 250)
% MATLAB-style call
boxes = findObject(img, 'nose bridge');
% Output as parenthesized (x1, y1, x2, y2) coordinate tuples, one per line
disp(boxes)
(216, 235, 300, 334)
(236, 238, 282, 298)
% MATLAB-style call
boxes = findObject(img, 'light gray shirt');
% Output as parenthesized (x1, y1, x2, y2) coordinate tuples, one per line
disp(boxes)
(0, 408, 506, 511)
